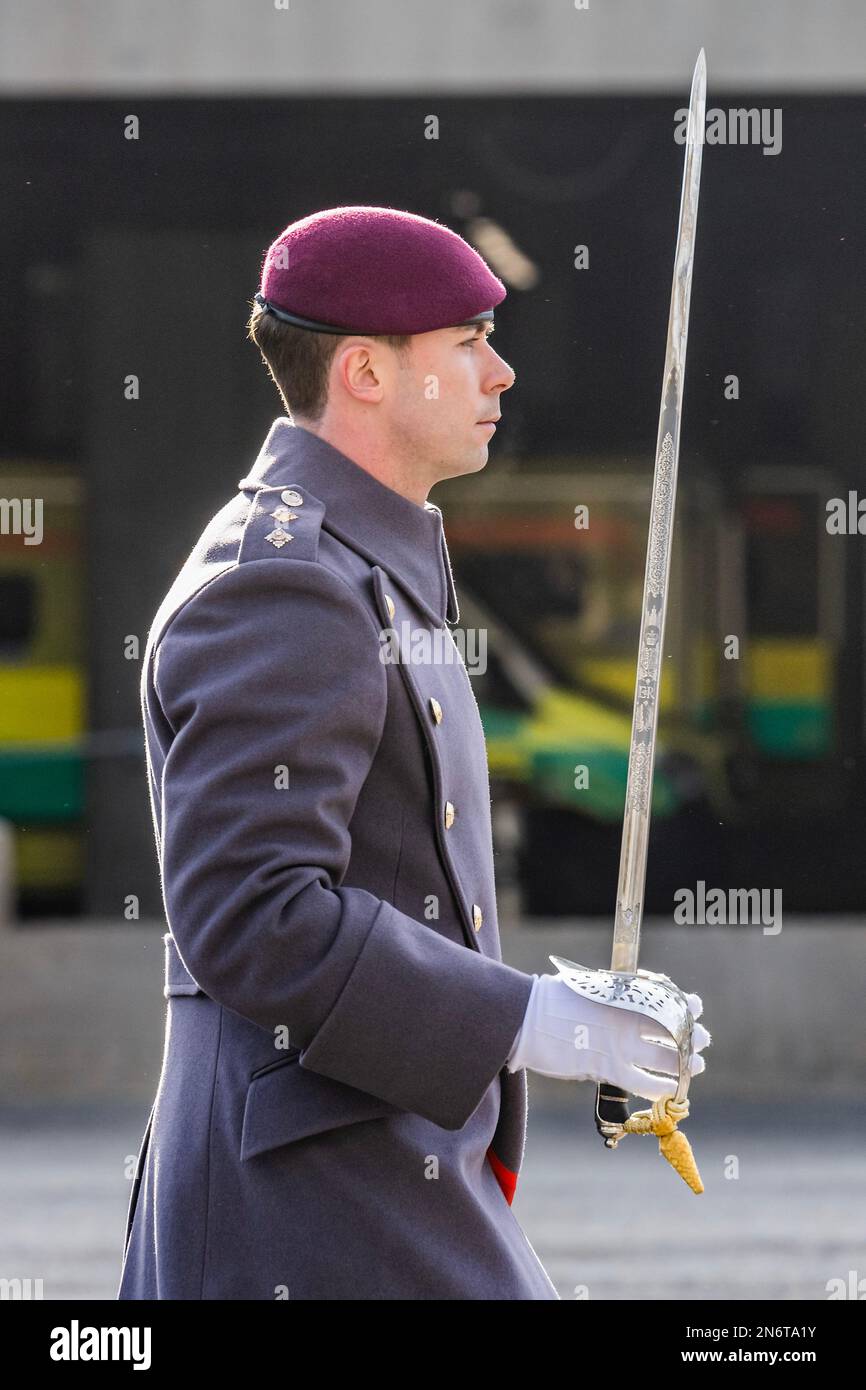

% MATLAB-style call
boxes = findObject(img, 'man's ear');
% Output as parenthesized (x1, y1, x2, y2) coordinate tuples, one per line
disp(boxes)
(335, 340, 385, 406)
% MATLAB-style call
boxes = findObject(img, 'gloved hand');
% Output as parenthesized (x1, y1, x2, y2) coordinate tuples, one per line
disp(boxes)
(506, 967, 711, 1102)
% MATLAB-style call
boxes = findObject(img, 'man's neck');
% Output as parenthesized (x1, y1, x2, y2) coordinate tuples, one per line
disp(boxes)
(293, 416, 431, 508)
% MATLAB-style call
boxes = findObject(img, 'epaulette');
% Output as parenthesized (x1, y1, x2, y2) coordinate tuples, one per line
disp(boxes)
(237, 483, 324, 565)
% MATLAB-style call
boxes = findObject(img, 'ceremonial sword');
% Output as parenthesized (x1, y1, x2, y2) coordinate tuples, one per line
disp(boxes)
(551, 49, 707, 1192)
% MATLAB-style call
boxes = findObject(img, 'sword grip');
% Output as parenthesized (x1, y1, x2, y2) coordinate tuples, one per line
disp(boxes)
(594, 1082, 630, 1147)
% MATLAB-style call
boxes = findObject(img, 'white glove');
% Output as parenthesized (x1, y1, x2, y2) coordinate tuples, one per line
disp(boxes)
(506, 969, 711, 1102)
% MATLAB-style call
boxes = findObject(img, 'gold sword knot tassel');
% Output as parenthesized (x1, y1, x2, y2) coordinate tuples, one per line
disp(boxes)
(622, 1097, 704, 1193)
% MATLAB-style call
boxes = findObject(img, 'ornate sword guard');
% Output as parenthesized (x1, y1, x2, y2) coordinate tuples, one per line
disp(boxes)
(549, 954, 704, 1193)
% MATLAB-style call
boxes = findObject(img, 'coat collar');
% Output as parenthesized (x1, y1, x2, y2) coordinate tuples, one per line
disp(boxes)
(237, 418, 460, 626)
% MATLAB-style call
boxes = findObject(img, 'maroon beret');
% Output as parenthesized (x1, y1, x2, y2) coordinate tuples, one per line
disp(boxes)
(256, 205, 506, 336)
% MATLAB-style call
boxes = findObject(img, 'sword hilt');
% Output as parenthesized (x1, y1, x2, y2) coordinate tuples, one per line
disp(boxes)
(594, 1082, 630, 1148)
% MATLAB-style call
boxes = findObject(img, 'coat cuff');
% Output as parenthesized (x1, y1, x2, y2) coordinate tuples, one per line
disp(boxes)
(297, 898, 535, 1131)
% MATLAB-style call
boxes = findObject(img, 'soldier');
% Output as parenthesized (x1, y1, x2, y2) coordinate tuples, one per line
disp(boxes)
(118, 206, 709, 1301)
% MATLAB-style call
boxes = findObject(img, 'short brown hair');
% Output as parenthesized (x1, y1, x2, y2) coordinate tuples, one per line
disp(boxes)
(246, 301, 411, 424)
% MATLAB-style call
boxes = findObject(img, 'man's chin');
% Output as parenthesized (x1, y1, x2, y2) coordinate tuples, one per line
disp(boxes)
(463, 444, 490, 475)
(430, 442, 490, 487)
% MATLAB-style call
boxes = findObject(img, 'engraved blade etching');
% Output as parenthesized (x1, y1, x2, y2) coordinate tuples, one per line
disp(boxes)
(611, 50, 706, 975)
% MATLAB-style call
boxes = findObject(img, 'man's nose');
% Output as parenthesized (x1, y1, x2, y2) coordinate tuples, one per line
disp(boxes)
(488, 350, 516, 393)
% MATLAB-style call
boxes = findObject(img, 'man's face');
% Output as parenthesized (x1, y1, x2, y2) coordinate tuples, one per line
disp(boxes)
(381, 320, 516, 486)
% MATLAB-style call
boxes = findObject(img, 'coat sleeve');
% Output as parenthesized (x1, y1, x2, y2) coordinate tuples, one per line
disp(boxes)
(153, 556, 533, 1131)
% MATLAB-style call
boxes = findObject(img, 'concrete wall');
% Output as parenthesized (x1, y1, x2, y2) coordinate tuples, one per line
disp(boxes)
(0, 0, 864, 95)
(1, 916, 863, 1108)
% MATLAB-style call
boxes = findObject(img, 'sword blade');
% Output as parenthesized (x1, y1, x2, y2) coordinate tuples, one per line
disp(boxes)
(610, 49, 706, 974)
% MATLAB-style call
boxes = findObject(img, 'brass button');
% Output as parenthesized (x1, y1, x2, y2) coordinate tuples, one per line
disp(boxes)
(429, 697, 443, 725)
(384, 593, 395, 621)
(281, 489, 304, 506)
(472, 903, 483, 932)
(444, 801, 455, 830)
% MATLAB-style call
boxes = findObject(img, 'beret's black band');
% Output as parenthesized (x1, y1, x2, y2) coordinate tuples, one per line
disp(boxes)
(253, 291, 495, 336)
(253, 293, 360, 334)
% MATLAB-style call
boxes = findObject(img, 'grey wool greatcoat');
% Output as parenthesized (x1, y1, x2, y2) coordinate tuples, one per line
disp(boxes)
(117, 416, 559, 1301)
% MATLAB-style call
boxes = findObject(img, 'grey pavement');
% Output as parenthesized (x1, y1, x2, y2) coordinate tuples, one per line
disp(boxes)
(514, 1096, 866, 1300)
(0, 1096, 863, 1301)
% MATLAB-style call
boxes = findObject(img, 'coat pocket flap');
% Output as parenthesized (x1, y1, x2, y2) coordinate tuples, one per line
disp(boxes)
(240, 1056, 401, 1161)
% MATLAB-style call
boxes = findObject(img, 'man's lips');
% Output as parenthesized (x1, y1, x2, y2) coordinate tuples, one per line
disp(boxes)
(477, 416, 500, 427)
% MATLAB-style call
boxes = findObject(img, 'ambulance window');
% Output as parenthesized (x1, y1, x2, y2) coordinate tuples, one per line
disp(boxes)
(744, 495, 818, 635)
(0, 573, 37, 654)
